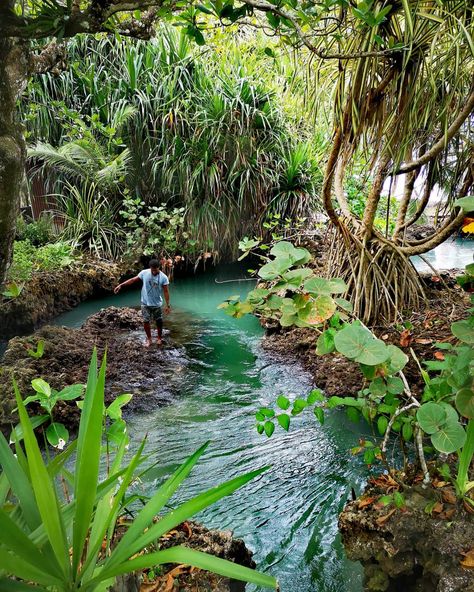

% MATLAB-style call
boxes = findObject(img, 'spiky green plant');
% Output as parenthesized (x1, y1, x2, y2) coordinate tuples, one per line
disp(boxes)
(0, 349, 277, 591)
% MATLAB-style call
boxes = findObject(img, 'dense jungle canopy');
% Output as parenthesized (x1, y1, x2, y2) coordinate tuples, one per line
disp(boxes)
(0, 0, 473, 320)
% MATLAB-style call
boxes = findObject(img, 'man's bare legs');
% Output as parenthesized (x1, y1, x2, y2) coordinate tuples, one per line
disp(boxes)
(156, 318, 163, 346)
(143, 322, 152, 347)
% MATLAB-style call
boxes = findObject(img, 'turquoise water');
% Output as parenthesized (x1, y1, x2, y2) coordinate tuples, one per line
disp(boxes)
(54, 265, 369, 592)
(411, 237, 473, 273)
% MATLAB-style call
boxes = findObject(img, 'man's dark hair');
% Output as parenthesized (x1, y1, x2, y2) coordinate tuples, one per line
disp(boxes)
(149, 259, 160, 268)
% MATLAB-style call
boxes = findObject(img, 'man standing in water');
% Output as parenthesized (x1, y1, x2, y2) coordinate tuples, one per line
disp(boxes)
(114, 259, 171, 347)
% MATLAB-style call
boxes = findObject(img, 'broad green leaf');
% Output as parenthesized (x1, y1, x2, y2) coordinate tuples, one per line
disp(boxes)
(307, 389, 324, 404)
(280, 312, 297, 327)
(369, 377, 386, 396)
(276, 395, 290, 410)
(456, 388, 474, 419)
(264, 421, 275, 436)
(454, 195, 474, 212)
(266, 295, 284, 310)
(346, 407, 360, 423)
(31, 379, 51, 398)
(282, 268, 313, 285)
(431, 420, 466, 453)
(304, 277, 347, 295)
(377, 415, 388, 435)
(402, 422, 413, 441)
(316, 329, 336, 355)
(451, 319, 474, 344)
(417, 402, 447, 434)
(386, 377, 404, 395)
(393, 492, 405, 508)
(54, 384, 85, 402)
(314, 407, 324, 424)
(106, 394, 133, 420)
(258, 257, 292, 280)
(269, 241, 296, 258)
(385, 345, 409, 373)
(45, 423, 69, 448)
(335, 297, 353, 312)
(277, 414, 290, 431)
(292, 398, 308, 415)
(334, 325, 389, 365)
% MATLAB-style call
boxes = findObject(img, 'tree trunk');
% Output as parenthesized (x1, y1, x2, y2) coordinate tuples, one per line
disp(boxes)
(0, 38, 29, 287)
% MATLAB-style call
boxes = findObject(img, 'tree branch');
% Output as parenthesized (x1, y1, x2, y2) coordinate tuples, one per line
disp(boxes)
(393, 88, 474, 175)
(30, 41, 67, 75)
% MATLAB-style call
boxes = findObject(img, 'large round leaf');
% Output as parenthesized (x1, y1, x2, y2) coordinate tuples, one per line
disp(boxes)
(334, 324, 371, 359)
(304, 277, 347, 295)
(298, 295, 336, 325)
(454, 195, 474, 212)
(334, 324, 389, 365)
(283, 268, 313, 286)
(416, 402, 447, 434)
(431, 420, 466, 453)
(270, 241, 297, 257)
(258, 257, 292, 280)
(456, 388, 474, 419)
(292, 247, 312, 265)
(46, 422, 69, 448)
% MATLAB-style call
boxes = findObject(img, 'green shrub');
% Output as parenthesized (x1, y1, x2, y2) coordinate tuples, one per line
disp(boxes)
(6, 240, 77, 283)
(224, 241, 474, 505)
(16, 214, 56, 246)
(7, 240, 36, 282)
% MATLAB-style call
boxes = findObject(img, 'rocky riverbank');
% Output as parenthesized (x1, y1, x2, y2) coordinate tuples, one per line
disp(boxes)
(262, 274, 469, 398)
(339, 469, 474, 592)
(0, 306, 197, 434)
(0, 260, 121, 337)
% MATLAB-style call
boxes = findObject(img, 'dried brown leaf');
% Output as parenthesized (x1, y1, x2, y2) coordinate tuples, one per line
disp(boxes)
(376, 508, 396, 526)
(460, 550, 474, 569)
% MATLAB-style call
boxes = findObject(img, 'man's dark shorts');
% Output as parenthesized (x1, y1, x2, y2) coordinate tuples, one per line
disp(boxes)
(141, 305, 163, 324)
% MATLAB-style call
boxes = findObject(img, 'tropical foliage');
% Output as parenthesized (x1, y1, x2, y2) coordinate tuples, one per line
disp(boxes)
(0, 350, 277, 591)
(225, 241, 474, 506)
(24, 29, 323, 261)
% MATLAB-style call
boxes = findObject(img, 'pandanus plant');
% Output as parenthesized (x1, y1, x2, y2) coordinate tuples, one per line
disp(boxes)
(0, 350, 277, 591)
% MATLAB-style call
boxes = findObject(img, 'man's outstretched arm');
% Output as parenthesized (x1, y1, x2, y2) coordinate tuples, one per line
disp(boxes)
(163, 285, 171, 312)
(114, 276, 140, 294)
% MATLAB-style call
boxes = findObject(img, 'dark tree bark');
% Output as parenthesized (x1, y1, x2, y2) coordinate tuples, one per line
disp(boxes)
(0, 37, 29, 286)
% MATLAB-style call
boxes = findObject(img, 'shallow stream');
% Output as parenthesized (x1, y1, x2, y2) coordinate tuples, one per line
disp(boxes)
(54, 265, 370, 592)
